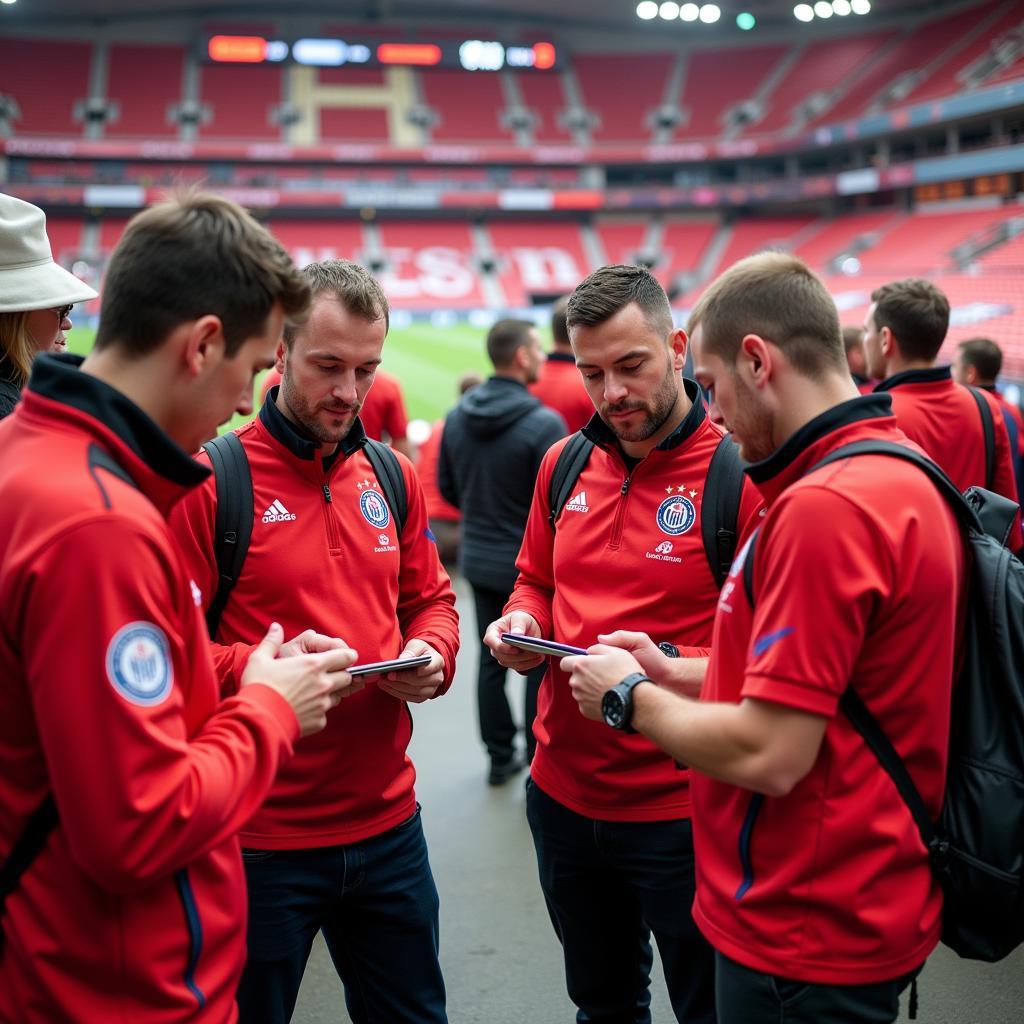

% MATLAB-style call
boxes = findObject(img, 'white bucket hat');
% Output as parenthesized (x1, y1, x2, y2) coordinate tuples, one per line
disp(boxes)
(0, 192, 98, 313)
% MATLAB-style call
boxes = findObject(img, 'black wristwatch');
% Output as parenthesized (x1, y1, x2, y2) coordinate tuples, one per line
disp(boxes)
(602, 672, 653, 733)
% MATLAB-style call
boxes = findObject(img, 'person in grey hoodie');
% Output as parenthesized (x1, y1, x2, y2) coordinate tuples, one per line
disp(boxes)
(440, 318, 567, 784)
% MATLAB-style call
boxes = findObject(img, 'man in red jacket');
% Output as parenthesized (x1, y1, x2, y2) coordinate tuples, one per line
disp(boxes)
(563, 253, 963, 1024)
(0, 194, 358, 1023)
(529, 294, 594, 433)
(485, 266, 763, 1024)
(953, 336, 1024, 499)
(170, 259, 459, 1024)
(864, 278, 1022, 548)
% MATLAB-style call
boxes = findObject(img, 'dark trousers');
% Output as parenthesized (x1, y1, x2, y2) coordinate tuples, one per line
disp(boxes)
(471, 583, 543, 764)
(526, 779, 716, 1024)
(236, 808, 446, 1024)
(715, 952, 921, 1024)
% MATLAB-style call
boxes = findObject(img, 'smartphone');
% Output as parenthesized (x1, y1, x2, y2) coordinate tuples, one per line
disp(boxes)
(348, 655, 433, 677)
(500, 633, 588, 658)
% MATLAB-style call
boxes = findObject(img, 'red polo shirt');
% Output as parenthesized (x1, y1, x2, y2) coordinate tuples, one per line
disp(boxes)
(691, 395, 963, 985)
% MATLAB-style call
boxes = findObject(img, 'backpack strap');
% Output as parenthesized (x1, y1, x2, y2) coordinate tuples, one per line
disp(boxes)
(0, 795, 58, 930)
(808, 440, 982, 533)
(969, 387, 996, 492)
(701, 434, 746, 589)
(202, 433, 254, 638)
(548, 431, 595, 529)
(838, 688, 941, 861)
(742, 529, 759, 608)
(363, 437, 407, 535)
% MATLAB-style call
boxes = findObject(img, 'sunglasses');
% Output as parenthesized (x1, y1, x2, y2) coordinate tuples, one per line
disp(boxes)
(54, 304, 74, 322)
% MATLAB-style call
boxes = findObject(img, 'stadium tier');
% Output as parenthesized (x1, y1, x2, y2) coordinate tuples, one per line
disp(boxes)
(3, 2, 1022, 146)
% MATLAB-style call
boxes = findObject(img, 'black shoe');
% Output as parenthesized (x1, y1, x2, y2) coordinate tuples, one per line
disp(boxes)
(488, 754, 526, 786)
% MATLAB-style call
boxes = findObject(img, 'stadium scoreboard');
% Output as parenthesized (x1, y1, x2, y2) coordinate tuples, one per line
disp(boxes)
(205, 35, 559, 72)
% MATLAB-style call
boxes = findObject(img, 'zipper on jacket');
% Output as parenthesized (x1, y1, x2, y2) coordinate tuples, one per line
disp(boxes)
(608, 473, 634, 550)
(174, 868, 207, 1009)
(734, 792, 764, 900)
(321, 480, 342, 553)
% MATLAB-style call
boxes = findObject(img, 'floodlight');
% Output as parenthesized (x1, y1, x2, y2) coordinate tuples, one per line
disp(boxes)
(699, 3, 721, 23)
(814, 1, 833, 17)
(0, 1, 17, 6)
(832, 0, 852, 13)
(736, 12, 756, 29)
(851, 0, 871, 11)
(637, 1, 659, 18)
(660, 1, 681, 19)
(680, 3, 700, 20)
(794, 4, 815, 22)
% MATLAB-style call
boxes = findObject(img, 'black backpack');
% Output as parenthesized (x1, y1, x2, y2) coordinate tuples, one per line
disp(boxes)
(201, 432, 408, 637)
(548, 430, 746, 589)
(742, 439, 1024, 963)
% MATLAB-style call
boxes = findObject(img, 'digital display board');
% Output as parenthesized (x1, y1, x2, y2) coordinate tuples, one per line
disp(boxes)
(205, 35, 559, 71)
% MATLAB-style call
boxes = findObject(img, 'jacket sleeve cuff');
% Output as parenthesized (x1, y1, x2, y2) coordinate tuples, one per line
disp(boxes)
(235, 682, 302, 746)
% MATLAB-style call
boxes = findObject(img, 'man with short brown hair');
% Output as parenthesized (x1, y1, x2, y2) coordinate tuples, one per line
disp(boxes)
(864, 277, 1021, 548)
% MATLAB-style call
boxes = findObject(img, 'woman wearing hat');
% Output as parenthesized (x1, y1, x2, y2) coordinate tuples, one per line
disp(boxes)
(0, 193, 98, 419)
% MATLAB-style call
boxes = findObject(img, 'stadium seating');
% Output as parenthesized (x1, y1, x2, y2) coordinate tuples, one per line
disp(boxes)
(852, 206, 1012, 275)
(486, 221, 590, 306)
(809, 6, 991, 126)
(1, 39, 92, 135)
(748, 31, 896, 136)
(573, 53, 674, 142)
(375, 221, 485, 307)
(900, 1, 1024, 105)
(675, 44, 788, 140)
(655, 219, 719, 288)
(197, 62, 283, 140)
(594, 220, 650, 268)
(516, 72, 572, 142)
(105, 44, 184, 138)
(791, 210, 904, 272)
(264, 220, 366, 267)
(420, 69, 510, 142)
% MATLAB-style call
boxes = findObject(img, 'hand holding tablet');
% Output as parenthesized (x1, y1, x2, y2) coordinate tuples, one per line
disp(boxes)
(348, 655, 433, 677)
(500, 633, 588, 659)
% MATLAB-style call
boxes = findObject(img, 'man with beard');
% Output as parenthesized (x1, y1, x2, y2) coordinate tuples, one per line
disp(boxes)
(484, 265, 763, 1024)
(170, 259, 459, 1024)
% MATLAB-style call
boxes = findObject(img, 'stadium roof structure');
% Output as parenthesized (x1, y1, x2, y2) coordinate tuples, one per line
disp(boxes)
(2, 0, 970, 35)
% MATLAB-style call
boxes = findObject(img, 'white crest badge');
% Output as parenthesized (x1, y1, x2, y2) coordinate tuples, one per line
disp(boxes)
(105, 621, 173, 707)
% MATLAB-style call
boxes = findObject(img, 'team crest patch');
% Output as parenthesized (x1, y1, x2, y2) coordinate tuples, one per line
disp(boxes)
(105, 622, 173, 707)
(656, 494, 696, 536)
(359, 488, 391, 529)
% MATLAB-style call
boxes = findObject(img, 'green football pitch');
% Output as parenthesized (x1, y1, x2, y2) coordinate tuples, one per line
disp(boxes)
(64, 320, 527, 431)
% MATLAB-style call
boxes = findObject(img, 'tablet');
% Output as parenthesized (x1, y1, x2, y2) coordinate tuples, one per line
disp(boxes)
(500, 633, 588, 658)
(348, 655, 433, 677)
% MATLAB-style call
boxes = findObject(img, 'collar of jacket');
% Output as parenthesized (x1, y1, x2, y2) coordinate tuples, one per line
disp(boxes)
(259, 385, 367, 464)
(745, 393, 895, 487)
(20, 352, 209, 512)
(581, 376, 707, 454)
(874, 365, 951, 391)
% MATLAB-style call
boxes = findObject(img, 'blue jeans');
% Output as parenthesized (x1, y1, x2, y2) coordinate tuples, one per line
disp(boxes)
(236, 808, 446, 1024)
(526, 779, 715, 1024)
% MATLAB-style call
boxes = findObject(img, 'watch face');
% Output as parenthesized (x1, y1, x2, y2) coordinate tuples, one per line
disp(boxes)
(602, 690, 625, 728)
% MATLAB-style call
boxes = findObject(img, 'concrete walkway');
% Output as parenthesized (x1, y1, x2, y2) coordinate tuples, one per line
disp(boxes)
(293, 579, 1024, 1024)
